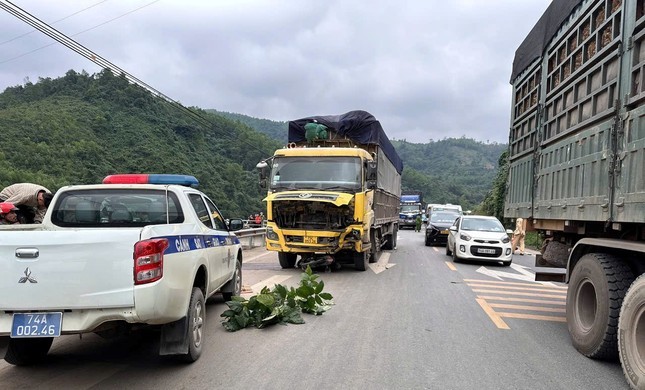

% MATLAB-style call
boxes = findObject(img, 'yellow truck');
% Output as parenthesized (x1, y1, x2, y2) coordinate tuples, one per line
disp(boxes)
(256, 110, 402, 271)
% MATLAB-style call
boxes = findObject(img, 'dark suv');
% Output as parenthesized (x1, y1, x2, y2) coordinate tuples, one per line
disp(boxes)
(425, 209, 461, 246)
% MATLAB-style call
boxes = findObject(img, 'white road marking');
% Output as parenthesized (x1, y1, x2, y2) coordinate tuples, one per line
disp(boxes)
(476, 264, 557, 286)
(369, 252, 396, 274)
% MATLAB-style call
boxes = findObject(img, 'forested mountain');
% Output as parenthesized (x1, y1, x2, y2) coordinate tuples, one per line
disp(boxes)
(207, 109, 288, 145)
(0, 69, 280, 218)
(0, 69, 508, 217)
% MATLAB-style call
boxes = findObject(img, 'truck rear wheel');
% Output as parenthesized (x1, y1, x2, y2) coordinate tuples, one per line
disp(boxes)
(618, 274, 645, 388)
(4, 337, 53, 366)
(384, 227, 397, 250)
(566, 253, 634, 360)
(278, 252, 297, 269)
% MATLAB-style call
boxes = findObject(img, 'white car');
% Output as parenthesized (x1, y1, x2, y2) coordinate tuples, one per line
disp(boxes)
(446, 215, 513, 266)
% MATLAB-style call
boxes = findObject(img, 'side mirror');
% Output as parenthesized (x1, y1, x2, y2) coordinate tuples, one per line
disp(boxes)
(506, 229, 514, 235)
(228, 218, 244, 231)
(449, 226, 458, 232)
(256, 160, 269, 189)
(366, 161, 377, 189)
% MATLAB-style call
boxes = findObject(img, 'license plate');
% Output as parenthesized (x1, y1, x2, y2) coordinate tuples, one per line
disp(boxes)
(304, 236, 317, 244)
(440, 230, 449, 235)
(477, 248, 496, 254)
(11, 312, 62, 338)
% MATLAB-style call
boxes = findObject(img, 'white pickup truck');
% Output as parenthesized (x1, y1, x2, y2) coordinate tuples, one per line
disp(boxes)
(0, 174, 244, 365)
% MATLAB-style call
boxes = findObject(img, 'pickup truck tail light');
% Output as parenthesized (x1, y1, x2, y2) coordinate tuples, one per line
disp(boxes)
(134, 238, 169, 285)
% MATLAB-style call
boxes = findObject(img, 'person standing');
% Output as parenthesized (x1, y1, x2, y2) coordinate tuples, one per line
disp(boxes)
(415, 214, 422, 232)
(512, 217, 526, 255)
(0, 183, 52, 223)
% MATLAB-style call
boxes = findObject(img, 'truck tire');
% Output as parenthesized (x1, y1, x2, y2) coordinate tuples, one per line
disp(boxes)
(4, 337, 53, 366)
(618, 274, 645, 389)
(221, 258, 242, 302)
(181, 287, 205, 363)
(278, 252, 297, 269)
(384, 227, 397, 250)
(567, 253, 634, 360)
(354, 251, 368, 271)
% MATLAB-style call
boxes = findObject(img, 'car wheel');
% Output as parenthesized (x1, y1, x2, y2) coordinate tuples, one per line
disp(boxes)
(566, 253, 634, 359)
(354, 251, 368, 271)
(181, 287, 205, 363)
(452, 246, 460, 263)
(278, 252, 297, 269)
(4, 337, 53, 366)
(425, 234, 431, 247)
(446, 242, 452, 256)
(618, 274, 645, 389)
(221, 258, 242, 302)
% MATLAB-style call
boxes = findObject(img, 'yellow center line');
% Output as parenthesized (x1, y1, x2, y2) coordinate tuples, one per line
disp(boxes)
(476, 298, 510, 329)
(477, 296, 565, 306)
(466, 283, 567, 294)
(472, 289, 566, 299)
(488, 303, 566, 313)
(445, 261, 457, 271)
(497, 312, 566, 322)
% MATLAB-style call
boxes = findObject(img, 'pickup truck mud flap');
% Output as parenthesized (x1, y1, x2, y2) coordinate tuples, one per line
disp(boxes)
(0, 336, 8, 359)
(159, 316, 189, 355)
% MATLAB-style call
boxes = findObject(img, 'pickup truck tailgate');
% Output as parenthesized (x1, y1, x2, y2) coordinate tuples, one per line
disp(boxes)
(0, 229, 140, 310)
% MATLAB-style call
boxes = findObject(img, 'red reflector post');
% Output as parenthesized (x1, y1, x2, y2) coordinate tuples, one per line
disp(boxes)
(134, 238, 169, 285)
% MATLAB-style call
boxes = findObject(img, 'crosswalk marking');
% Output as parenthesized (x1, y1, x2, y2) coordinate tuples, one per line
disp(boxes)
(465, 278, 568, 329)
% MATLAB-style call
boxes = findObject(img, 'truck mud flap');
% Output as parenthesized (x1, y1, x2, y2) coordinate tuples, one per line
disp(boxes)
(159, 316, 189, 355)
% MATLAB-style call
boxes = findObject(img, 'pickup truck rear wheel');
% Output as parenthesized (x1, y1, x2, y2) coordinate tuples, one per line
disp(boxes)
(567, 253, 634, 360)
(278, 252, 297, 269)
(222, 258, 242, 302)
(181, 287, 205, 363)
(4, 337, 53, 366)
(618, 274, 645, 389)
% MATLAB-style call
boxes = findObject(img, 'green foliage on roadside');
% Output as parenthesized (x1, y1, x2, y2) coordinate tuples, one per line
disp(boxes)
(525, 231, 543, 250)
(473, 150, 509, 221)
(220, 266, 334, 332)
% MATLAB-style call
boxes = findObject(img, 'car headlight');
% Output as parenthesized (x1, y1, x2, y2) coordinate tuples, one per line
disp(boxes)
(501, 234, 510, 244)
(459, 232, 471, 241)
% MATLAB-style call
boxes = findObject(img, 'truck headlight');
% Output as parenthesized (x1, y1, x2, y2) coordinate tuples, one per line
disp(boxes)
(266, 227, 279, 241)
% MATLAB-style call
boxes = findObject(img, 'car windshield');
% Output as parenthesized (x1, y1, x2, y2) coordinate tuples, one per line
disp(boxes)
(50, 189, 184, 228)
(269, 156, 362, 192)
(460, 218, 504, 232)
(430, 212, 459, 223)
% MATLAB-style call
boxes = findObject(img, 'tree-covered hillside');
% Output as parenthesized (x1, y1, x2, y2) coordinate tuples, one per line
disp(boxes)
(207, 109, 288, 144)
(0, 69, 281, 218)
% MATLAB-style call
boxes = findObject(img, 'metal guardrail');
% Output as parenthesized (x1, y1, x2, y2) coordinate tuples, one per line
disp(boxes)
(234, 227, 265, 249)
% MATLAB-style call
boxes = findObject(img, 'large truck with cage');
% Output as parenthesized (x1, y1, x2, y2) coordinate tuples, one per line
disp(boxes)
(505, 0, 645, 386)
(256, 110, 402, 271)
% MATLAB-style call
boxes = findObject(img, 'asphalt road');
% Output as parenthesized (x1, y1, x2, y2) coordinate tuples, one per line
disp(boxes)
(0, 229, 629, 389)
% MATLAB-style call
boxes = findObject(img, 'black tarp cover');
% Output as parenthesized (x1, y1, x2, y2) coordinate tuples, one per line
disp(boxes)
(510, 0, 582, 83)
(288, 110, 404, 174)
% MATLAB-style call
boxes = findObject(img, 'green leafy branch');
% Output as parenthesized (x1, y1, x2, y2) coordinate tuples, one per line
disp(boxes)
(220, 266, 334, 332)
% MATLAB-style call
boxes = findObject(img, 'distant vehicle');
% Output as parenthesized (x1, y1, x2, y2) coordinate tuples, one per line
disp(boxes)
(399, 191, 424, 229)
(446, 215, 513, 266)
(425, 208, 461, 246)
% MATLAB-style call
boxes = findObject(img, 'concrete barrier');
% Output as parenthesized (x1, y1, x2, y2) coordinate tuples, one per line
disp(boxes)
(234, 227, 265, 249)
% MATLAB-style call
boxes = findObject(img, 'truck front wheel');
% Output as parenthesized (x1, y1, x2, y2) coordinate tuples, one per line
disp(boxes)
(618, 274, 645, 388)
(278, 252, 297, 269)
(567, 253, 634, 360)
(354, 251, 368, 271)
(4, 337, 53, 365)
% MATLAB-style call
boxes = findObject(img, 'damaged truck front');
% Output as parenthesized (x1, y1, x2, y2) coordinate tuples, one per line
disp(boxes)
(256, 110, 402, 271)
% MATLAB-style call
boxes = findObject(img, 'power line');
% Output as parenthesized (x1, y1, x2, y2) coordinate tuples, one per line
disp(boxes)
(0, 0, 275, 159)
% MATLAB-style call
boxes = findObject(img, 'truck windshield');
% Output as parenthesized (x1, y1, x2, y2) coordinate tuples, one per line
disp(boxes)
(50, 189, 184, 227)
(270, 156, 362, 192)
(401, 205, 421, 213)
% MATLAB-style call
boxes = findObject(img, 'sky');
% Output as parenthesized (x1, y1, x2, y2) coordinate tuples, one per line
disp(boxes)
(0, 0, 553, 144)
